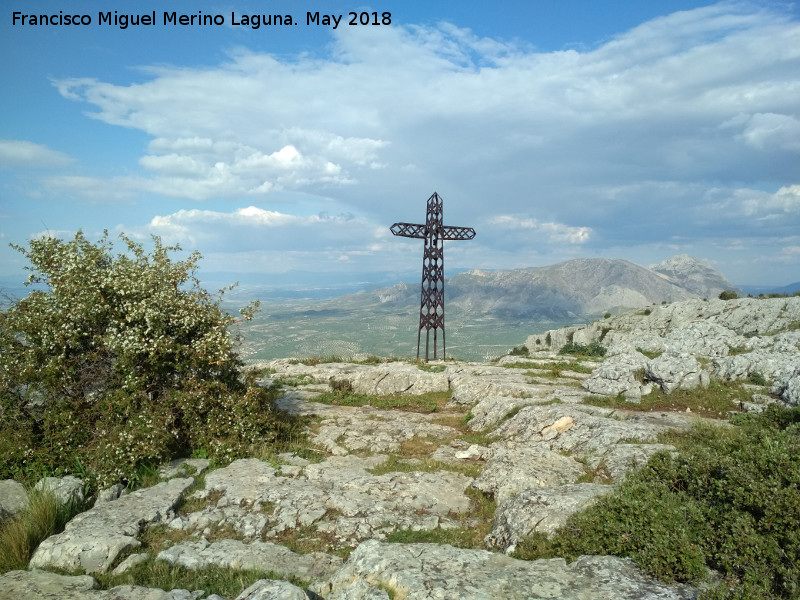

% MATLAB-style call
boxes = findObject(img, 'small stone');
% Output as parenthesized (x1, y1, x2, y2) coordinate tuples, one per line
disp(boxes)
(111, 552, 150, 575)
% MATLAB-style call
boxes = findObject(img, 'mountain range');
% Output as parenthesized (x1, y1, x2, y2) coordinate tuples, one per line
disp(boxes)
(236, 254, 740, 361)
(357, 254, 737, 321)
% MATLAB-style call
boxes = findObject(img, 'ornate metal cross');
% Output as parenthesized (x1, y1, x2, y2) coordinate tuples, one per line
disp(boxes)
(391, 192, 476, 361)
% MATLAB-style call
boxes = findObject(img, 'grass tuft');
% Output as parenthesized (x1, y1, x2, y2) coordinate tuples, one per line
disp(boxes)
(0, 486, 85, 573)
(582, 380, 752, 419)
(95, 557, 313, 598)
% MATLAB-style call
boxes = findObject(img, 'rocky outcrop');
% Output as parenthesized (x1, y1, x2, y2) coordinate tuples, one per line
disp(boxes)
(173, 455, 473, 544)
(523, 298, 800, 403)
(581, 351, 650, 400)
(645, 352, 709, 394)
(772, 365, 800, 406)
(262, 360, 450, 397)
(528, 297, 800, 353)
(30, 477, 194, 573)
(157, 538, 342, 581)
(313, 540, 699, 599)
(486, 484, 615, 551)
(0, 570, 207, 600)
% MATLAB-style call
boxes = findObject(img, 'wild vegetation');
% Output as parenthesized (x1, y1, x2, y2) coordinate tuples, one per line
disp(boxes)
(513, 404, 800, 600)
(0, 231, 281, 490)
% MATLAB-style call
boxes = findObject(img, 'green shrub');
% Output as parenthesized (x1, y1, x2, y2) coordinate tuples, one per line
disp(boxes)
(719, 290, 740, 300)
(0, 231, 276, 488)
(559, 341, 607, 357)
(514, 405, 800, 599)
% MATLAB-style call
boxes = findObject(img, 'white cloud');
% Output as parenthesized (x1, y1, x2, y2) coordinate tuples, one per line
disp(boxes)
(0, 140, 73, 168)
(488, 215, 592, 244)
(737, 113, 800, 151)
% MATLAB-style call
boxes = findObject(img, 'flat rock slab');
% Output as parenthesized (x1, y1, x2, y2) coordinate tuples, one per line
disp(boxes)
(0, 570, 203, 600)
(157, 538, 343, 581)
(486, 483, 616, 551)
(30, 477, 194, 573)
(310, 407, 458, 455)
(491, 404, 694, 455)
(266, 360, 450, 397)
(316, 540, 699, 600)
(471, 445, 585, 504)
(184, 457, 473, 543)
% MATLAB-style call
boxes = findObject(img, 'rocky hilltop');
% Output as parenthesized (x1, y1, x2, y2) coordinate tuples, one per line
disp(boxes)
(2, 296, 798, 599)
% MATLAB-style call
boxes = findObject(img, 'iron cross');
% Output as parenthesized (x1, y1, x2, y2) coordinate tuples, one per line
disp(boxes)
(390, 192, 476, 361)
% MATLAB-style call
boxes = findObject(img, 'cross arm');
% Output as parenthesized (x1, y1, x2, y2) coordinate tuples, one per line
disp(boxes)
(441, 225, 476, 241)
(390, 222, 427, 238)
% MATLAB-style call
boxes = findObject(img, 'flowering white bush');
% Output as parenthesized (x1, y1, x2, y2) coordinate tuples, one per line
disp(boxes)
(0, 231, 275, 487)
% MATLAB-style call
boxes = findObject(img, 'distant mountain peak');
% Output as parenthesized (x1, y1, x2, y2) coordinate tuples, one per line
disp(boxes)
(650, 254, 736, 297)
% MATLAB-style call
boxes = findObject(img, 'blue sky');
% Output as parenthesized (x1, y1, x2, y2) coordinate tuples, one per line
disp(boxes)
(2, 0, 799, 292)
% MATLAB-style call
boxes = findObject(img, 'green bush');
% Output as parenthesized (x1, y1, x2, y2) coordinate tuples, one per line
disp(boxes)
(719, 290, 740, 300)
(514, 405, 800, 599)
(558, 341, 607, 357)
(0, 231, 277, 488)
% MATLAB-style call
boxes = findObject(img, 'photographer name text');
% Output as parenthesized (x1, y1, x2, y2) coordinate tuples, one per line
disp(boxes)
(11, 10, 392, 30)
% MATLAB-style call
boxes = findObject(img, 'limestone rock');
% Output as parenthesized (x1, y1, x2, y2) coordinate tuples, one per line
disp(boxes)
(591, 443, 677, 481)
(0, 479, 28, 520)
(96, 483, 127, 504)
(712, 349, 799, 382)
(772, 366, 800, 405)
(236, 579, 311, 600)
(491, 404, 671, 455)
(582, 351, 649, 400)
(0, 570, 205, 600)
(111, 552, 150, 575)
(189, 457, 472, 543)
(645, 353, 708, 394)
(472, 446, 585, 504)
(157, 538, 343, 581)
(309, 408, 458, 455)
(486, 483, 615, 551)
(266, 359, 450, 397)
(662, 321, 743, 357)
(158, 458, 211, 479)
(464, 395, 537, 431)
(34, 475, 85, 507)
(530, 297, 800, 356)
(0, 570, 99, 599)
(30, 477, 194, 573)
(322, 540, 699, 599)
